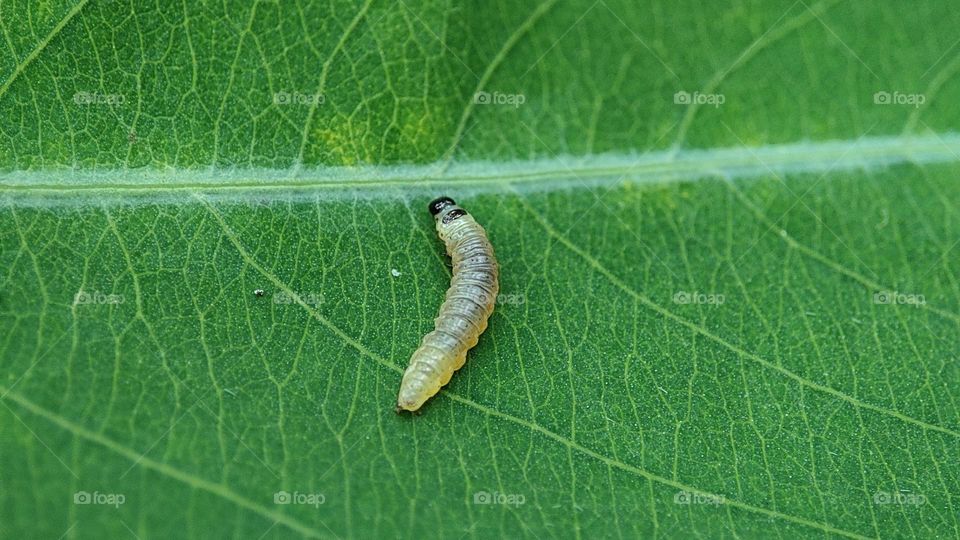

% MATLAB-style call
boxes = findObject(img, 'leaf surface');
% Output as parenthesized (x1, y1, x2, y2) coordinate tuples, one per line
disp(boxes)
(1, 1, 959, 538)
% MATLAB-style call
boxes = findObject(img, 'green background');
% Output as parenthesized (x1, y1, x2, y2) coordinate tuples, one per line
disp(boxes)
(1, 0, 958, 538)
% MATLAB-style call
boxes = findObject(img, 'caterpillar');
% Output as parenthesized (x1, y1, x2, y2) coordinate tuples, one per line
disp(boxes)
(396, 196, 499, 413)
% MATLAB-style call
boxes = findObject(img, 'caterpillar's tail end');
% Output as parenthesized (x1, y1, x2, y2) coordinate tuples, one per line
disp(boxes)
(395, 396, 424, 415)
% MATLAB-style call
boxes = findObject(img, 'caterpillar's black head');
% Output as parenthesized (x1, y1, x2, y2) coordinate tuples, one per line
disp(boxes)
(428, 196, 456, 216)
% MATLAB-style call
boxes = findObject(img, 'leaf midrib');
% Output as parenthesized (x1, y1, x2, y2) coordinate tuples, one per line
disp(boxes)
(2, 133, 959, 195)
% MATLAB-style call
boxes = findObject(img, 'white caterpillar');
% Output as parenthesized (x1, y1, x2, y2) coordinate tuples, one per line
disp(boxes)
(396, 196, 499, 412)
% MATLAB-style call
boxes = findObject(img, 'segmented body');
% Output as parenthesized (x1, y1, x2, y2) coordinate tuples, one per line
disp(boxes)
(396, 197, 499, 412)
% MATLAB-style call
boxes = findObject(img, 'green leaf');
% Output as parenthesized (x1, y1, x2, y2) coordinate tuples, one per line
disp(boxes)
(1, 1, 958, 538)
